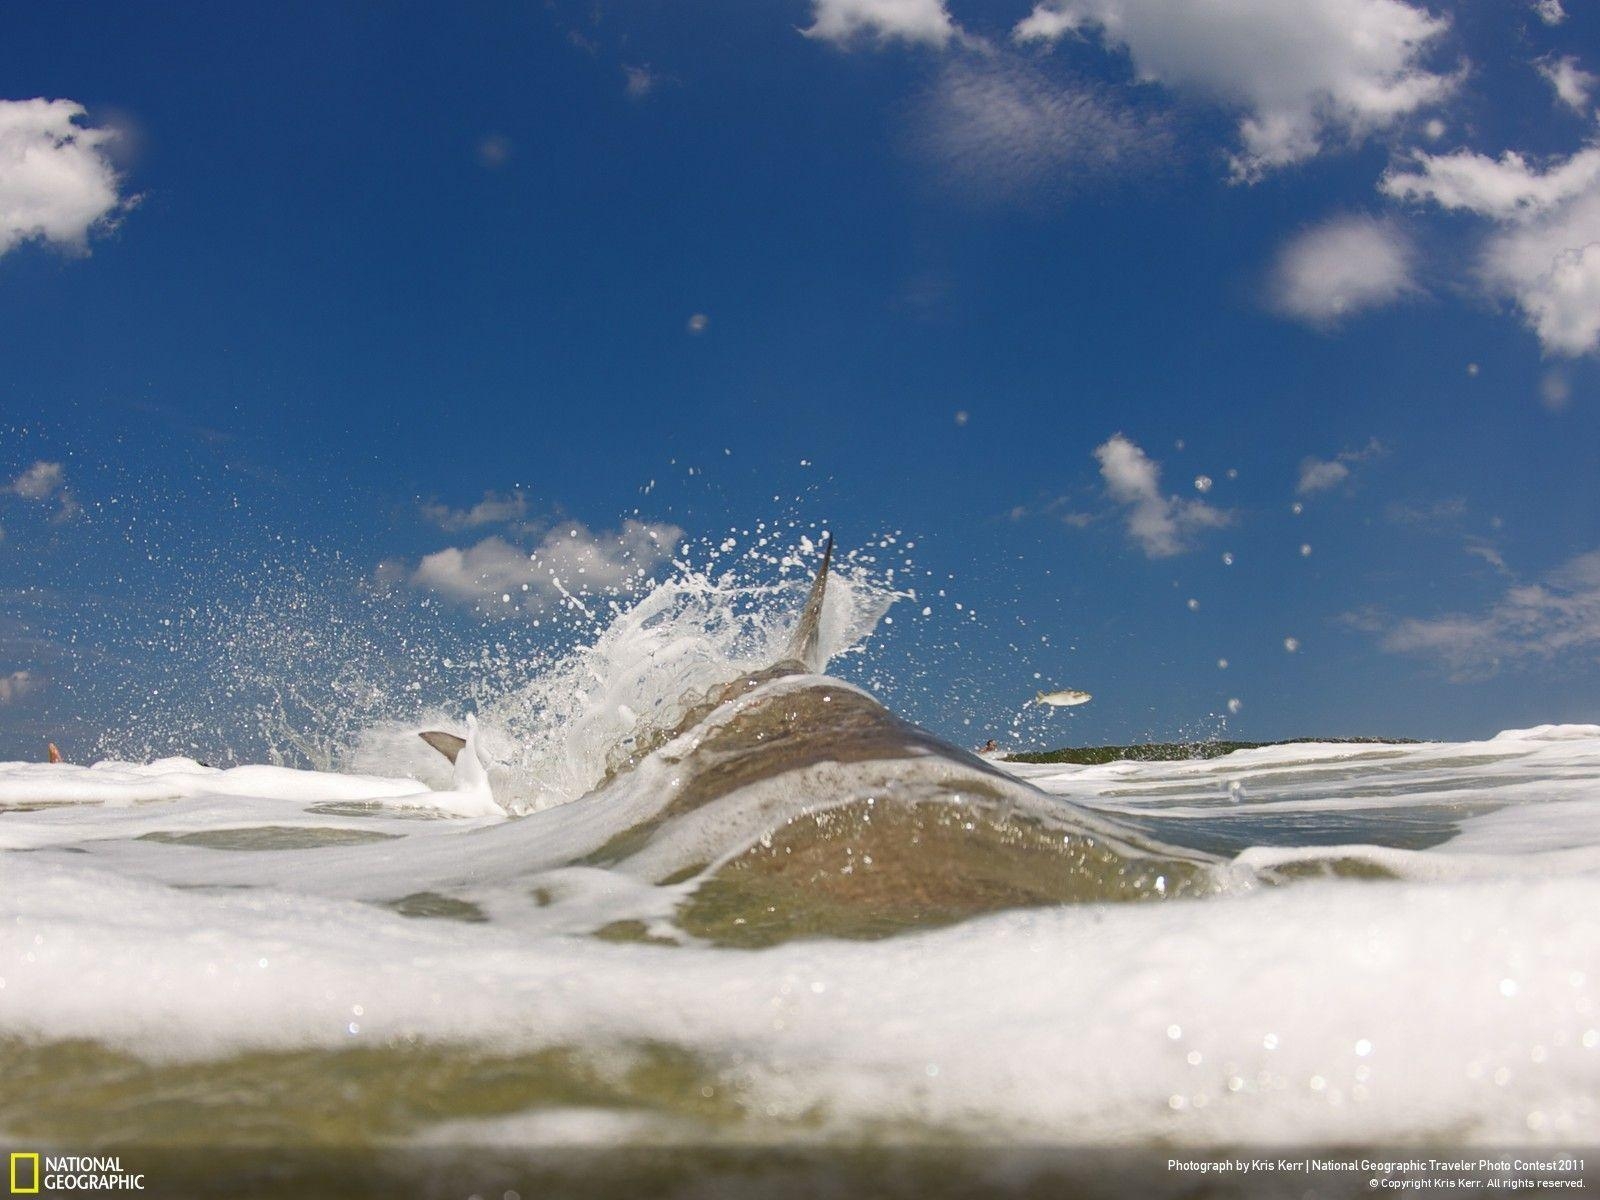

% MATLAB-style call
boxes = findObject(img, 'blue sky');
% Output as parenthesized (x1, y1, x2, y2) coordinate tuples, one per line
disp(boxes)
(1, 0, 1598, 760)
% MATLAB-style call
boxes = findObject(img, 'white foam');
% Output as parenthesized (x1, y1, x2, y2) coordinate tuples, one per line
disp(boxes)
(0, 759, 429, 808)
(2, 725, 1599, 1146)
(1492, 724, 1600, 742)
(0, 851, 1594, 1145)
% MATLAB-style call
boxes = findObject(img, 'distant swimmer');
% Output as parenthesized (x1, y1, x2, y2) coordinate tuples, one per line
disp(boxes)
(47, 742, 63, 764)
(980, 739, 999, 754)
(1035, 689, 1092, 708)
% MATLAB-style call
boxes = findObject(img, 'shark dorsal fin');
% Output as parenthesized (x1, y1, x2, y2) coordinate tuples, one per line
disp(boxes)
(785, 535, 833, 673)
(419, 730, 467, 765)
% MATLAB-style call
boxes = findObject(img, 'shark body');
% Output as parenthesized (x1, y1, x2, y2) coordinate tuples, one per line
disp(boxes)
(420, 538, 1214, 944)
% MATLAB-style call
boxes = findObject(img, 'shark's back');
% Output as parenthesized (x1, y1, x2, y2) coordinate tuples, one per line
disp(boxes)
(420, 537, 1220, 946)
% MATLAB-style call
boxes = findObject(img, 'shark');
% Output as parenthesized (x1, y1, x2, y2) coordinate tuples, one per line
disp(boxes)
(419, 538, 1216, 946)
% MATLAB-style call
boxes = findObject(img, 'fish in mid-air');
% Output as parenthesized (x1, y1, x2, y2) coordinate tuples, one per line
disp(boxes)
(1035, 688, 1092, 708)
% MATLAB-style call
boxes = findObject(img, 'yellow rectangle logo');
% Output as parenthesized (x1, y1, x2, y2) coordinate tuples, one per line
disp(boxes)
(9, 1152, 40, 1195)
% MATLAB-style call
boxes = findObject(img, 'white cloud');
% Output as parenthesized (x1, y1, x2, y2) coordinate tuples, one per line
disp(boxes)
(1464, 538, 1509, 575)
(1382, 147, 1600, 356)
(1271, 215, 1418, 325)
(4, 460, 79, 520)
(804, 0, 957, 48)
(412, 535, 531, 601)
(420, 489, 529, 532)
(1367, 548, 1600, 678)
(7, 460, 64, 500)
(623, 65, 659, 99)
(1380, 146, 1600, 220)
(0, 669, 42, 705)
(1385, 495, 1467, 525)
(0, 98, 129, 257)
(1094, 433, 1228, 558)
(1541, 367, 1573, 411)
(1298, 460, 1350, 493)
(1506, 238, 1600, 357)
(1533, 0, 1566, 25)
(407, 520, 682, 611)
(1538, 55, 1597, 114)
(1013, 0, 1456, 180)
(913, 56, 1172, 199)
(477, 134, 511, 169)
(1296, 437, 1385, 494)
(1008, 493, 1097, 526)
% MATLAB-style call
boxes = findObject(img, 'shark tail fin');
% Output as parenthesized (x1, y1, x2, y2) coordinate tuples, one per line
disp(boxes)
(419, 730, 467, 765)
(1035, 692, 1046, 703)
(785, 535, 834, 674)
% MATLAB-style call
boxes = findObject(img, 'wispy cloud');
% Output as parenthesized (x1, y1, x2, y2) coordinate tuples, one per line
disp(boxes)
(0, 669, 44, 705)
(1296, 438, 1385, 495)
(913, 55, 1173, 202)
(1008, 493, 1097, 527)
(1355, 548, 1600, 678)
(1095, 433, 1228, 558)
(476, 134, 512, 169)
(1464, 537, 1510, 575)
(1382, 498, 1511, 575)
(419, 489, 530, 532)
(1537, 55, 1597, 114)
(1384, 496, 1467, 526)
(4, 460, 80, 521)
(623, 65, 661, 99)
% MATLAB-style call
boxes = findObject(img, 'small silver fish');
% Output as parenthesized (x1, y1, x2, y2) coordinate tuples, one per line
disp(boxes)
(1035, 689, 1092, 708)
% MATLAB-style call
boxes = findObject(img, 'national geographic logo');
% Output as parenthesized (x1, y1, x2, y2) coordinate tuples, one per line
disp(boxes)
(8, 1154, 145, 1193)
(8, 1155, 38, 1195)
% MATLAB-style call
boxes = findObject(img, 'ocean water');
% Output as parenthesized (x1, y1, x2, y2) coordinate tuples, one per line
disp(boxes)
(2, 571, 1596, 1197)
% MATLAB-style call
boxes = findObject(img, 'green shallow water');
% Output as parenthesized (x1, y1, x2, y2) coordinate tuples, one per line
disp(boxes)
(138, 826, 401, 851)
(0, 1037, 739, 1148)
